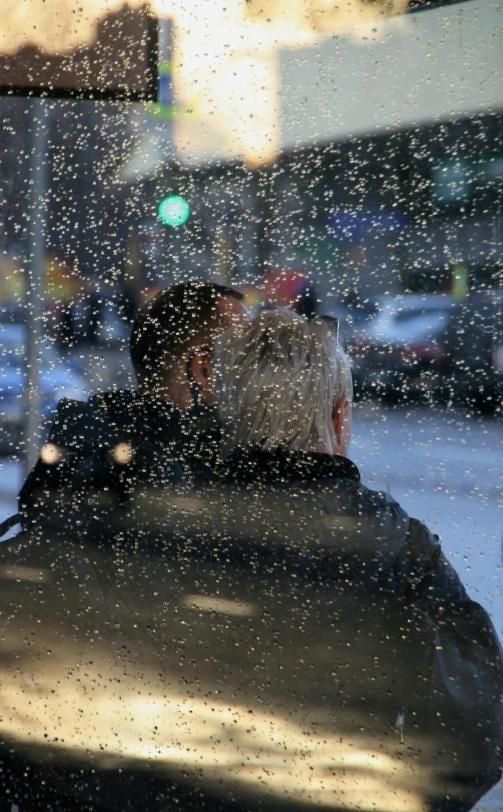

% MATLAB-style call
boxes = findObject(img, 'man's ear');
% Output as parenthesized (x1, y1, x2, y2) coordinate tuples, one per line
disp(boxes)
(188, 350, 214, 398)
(332, 396, 348, 445)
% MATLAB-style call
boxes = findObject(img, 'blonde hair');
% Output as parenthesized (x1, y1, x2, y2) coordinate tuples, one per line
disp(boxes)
(214, 308, 352, 455)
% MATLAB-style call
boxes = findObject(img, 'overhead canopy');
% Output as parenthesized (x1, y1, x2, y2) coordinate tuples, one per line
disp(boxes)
(1, 0, 498, 160)
(279, 0, 503, 153)
(0, 0, 157, 100)
(157, 0, 503, 168)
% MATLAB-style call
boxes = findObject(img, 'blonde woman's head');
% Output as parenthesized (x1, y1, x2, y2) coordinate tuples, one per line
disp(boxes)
(214, 308, 352, 457)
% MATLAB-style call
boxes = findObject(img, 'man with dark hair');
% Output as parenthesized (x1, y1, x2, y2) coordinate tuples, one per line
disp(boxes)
(0, 282, 248, 811)
(130, 282, 247, 406)
(17, 281, 249, 531)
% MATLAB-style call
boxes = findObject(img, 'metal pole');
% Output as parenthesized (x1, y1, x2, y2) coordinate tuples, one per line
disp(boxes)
(24, 97, 48, 475)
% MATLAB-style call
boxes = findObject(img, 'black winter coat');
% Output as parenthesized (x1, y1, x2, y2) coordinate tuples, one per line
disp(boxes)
(203, 446, 503, 810)
(1, 445, 502, 812)
(18, 390, 220, 533)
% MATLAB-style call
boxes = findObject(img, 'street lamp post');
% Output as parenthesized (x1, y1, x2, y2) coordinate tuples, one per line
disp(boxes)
(24, 97, 48, 474)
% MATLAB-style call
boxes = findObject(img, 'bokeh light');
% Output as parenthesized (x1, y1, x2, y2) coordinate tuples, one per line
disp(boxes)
(158, 195, 190, 227)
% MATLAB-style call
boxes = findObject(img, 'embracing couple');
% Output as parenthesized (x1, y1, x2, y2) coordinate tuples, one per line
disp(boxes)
(19, 280, 351, 518)
(9, 281, 503, 812)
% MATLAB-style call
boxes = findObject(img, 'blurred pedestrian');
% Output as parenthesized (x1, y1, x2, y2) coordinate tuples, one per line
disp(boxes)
(260, 269, 318, 320)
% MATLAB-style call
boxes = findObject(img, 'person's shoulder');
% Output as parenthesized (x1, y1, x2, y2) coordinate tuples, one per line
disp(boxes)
(51, 389, 135, 420)
(87, 388, 138, 416)
(87, 388, 136, 406)
(217, 448, 361, 487)
(48, 396, 94, 444)
(354, 480, 403, 512)
(52, 395, 91, 419)
(48, 389, 137, 451)
(312, 458, 404, 516)
(400, 515, 443, 576)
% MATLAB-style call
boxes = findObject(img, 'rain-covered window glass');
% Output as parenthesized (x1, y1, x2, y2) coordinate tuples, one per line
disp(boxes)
(0, 1, 502, 810)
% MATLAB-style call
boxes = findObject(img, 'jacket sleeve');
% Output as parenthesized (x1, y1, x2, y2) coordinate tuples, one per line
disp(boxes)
(395, 517, 503, 671)
(394, 516, 469, 604)
(398, 517, 503, 769)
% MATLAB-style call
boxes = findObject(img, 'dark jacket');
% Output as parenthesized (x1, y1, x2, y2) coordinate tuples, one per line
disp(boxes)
(214, 446, 468, 601)
(18, 389, 220, 534)
(203, 446, 503, 810)
(2, 445, 502, 811)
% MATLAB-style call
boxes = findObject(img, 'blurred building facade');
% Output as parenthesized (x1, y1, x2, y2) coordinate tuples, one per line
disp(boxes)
(0, 0, 501, 322)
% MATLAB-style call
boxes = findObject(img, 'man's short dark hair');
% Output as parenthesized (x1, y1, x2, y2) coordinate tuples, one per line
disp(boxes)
(130, 281, 244, 388)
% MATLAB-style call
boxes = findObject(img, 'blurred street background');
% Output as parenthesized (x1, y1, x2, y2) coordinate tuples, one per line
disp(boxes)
(1, 0, 502, 466)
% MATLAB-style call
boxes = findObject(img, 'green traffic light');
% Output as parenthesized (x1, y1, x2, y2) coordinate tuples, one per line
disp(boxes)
(158, 195, 190, 227)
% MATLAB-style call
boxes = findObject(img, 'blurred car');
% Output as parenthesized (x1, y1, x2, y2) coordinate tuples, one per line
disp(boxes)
(0, 320, 87, 453)
(66, 289, 132, 348)
(443, 290, 503, 412)
(351, 294, 456, 400)
(350, 291, 503, 409)
(345, 299, 380, 335)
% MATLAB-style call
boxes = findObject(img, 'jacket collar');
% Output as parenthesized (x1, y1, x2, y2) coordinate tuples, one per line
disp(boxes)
(90, 389, 220, 447)
(220, 445, 360, 485)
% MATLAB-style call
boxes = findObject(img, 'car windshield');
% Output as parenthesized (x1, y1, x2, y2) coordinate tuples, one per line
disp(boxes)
(393, 306, 451, 323)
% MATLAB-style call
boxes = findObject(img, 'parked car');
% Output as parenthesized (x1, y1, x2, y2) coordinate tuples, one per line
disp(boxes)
(350, 291, 503, 410)
(0, 320, 87, 454)
(443, 290, 503, 412)
(350, 294, 456, 401)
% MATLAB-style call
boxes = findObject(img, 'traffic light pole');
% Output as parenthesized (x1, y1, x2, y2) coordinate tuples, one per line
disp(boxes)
(24, 97, 48, 475)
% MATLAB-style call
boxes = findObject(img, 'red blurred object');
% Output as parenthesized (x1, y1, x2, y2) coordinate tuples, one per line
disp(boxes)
(259, 270, 317, 318)
(403, 341, 447, 361)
